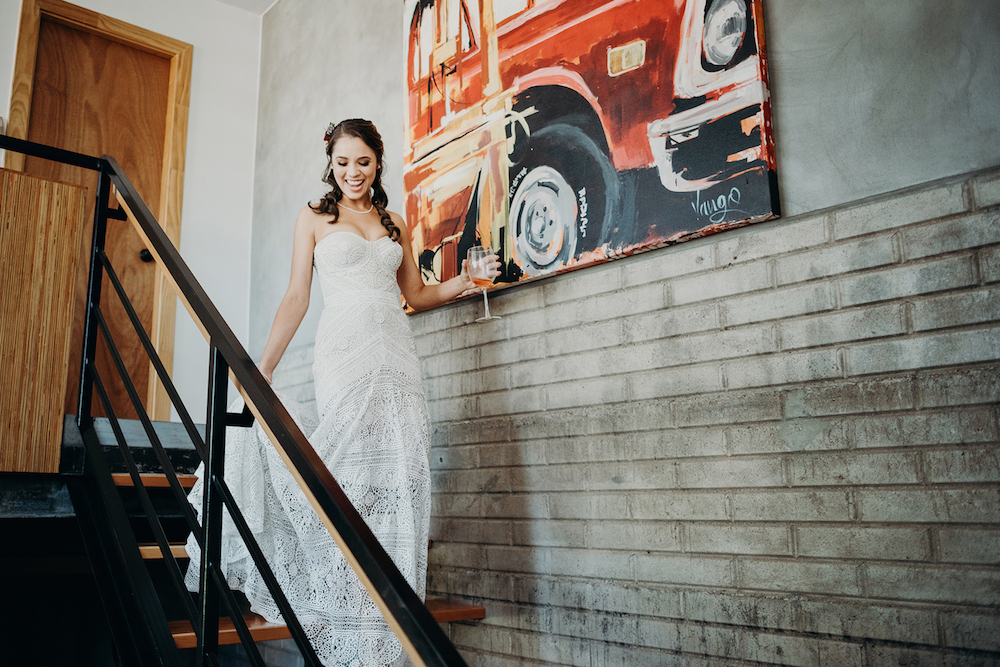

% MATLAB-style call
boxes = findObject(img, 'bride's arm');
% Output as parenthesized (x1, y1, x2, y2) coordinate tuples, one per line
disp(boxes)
(393, 212, 498, 312)
(258, 207, 317, 382)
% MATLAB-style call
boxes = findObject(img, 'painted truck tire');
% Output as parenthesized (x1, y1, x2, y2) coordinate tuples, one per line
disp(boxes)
(508, 123, 618, 275)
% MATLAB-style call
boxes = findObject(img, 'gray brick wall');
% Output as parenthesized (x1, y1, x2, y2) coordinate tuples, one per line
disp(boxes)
(270, 168, 1000, 665)
(400, 167, 999, 666)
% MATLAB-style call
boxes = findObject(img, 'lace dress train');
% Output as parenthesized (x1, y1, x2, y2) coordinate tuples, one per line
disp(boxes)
(185, 232, 431, 667)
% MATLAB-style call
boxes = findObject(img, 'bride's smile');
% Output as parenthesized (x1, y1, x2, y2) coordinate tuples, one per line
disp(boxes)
(331, 135, 378, 206)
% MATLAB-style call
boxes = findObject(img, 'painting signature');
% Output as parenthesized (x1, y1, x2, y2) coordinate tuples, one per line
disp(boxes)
(691, 186, 748, 224)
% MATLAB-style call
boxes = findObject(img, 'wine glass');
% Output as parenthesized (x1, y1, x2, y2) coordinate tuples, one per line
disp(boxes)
(467, 246, 501, 322)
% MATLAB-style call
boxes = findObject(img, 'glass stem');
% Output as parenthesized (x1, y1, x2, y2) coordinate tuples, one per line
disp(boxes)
(482, 288, 491, 318)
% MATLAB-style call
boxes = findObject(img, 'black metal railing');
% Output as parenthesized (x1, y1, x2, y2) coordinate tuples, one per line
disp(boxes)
(0, 135, 466, 667)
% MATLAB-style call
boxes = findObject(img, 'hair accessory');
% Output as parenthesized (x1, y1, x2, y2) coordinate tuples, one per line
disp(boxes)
(323, 122, 336, 144)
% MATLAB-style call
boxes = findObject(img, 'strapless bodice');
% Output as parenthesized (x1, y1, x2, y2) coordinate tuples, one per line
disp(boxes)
(313, 232, 402, 305)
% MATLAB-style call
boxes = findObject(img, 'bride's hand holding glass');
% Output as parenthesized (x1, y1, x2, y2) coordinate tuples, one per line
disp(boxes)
(460, 249, 500, 288)
(461, 247, 501, 322)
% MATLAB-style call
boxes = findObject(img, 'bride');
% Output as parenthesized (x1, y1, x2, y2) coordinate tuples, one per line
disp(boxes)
(185, 119, 497, 666)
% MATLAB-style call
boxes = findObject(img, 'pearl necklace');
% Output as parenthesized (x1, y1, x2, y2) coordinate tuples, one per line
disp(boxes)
(338, 201, 374, 215)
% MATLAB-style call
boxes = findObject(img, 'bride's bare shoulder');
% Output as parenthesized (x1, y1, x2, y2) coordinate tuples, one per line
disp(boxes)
(293, 205, 332, 242)
(298, 203, 330, 221)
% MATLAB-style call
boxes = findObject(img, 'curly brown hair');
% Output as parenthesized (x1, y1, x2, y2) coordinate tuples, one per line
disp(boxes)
(310, 118, 400, 241)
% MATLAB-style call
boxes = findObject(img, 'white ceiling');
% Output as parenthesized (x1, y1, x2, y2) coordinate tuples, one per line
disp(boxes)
(213, 0, 277, 15)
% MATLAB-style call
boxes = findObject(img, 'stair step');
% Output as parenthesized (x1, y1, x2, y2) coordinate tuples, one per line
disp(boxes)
(425, 599, 487, 623)
(169, 614, 288, 649)
(62, 417, 202, 475)
(138, 543, 188, 559)
(111, 473, 198, 489)
(139, 543, 440, 562)
(169, 600, 486, 648)
(139, 535, 432, 564)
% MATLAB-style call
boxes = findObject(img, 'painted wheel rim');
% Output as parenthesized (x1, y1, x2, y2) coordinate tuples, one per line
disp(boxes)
(511, 165, 577, 268)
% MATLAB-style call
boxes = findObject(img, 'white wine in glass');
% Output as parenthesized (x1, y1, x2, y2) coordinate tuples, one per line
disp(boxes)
(467, 246, 501, 322)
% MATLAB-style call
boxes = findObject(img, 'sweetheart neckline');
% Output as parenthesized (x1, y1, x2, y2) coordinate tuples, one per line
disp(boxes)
(315, 231, 393, 249)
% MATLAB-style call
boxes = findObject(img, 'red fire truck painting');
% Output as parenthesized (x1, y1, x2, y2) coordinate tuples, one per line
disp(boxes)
(404, 0, 778, 288)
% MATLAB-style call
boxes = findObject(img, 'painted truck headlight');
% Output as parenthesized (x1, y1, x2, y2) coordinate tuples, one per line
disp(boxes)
(702, 0, 747, 67)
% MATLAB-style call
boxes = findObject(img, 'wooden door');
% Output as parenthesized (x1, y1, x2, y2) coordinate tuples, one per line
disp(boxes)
(28, 17, 168, 422)
(7, 0, 192, 421)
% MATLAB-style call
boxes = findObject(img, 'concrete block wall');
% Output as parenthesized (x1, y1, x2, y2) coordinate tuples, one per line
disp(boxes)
(258, 0, 1000, 663)
(392, 166, 999, 666)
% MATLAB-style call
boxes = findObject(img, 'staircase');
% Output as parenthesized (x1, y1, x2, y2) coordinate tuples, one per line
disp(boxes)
(107, 456, 484, 650)
(1, 135, 481, 667)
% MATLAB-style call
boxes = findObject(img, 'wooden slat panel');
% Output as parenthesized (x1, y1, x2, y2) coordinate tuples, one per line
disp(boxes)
(0, 169, 87, 473)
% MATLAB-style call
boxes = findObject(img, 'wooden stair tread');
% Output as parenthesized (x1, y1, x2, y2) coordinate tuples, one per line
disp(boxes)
(425, 599, 486, 623)
(170, 600, 486, 647)
(169, 614, 289, 649)
(112, 472, 197, 488)
(138, 543, 188, 559)
(142, 538, 431, 562)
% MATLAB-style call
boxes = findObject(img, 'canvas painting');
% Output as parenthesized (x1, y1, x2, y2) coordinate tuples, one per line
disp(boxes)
(403, 0, 779, 293)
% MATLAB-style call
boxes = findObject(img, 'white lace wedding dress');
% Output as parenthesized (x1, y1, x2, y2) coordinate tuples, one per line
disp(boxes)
(184, 231, 431, 667)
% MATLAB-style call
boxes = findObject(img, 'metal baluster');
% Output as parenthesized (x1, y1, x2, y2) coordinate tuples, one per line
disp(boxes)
(197, 345, 229, 667)
(77, 162, 112, 429)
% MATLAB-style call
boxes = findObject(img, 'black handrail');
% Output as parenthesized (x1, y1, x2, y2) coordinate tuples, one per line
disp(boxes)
(1, 135, 468, 667)
(1, 134, 104, 171)
(104, 155, 467, 665)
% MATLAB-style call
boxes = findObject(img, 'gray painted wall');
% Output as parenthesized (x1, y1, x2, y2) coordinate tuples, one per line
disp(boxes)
(249, 0, 405, 361)
(766, 0, 1000, 216)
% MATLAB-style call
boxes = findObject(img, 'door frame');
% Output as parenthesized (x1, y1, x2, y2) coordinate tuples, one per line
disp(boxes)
(7, 0, 192, 421)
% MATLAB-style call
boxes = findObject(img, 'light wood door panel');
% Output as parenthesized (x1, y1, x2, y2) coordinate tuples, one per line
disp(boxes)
(26, 17, 171, 421)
